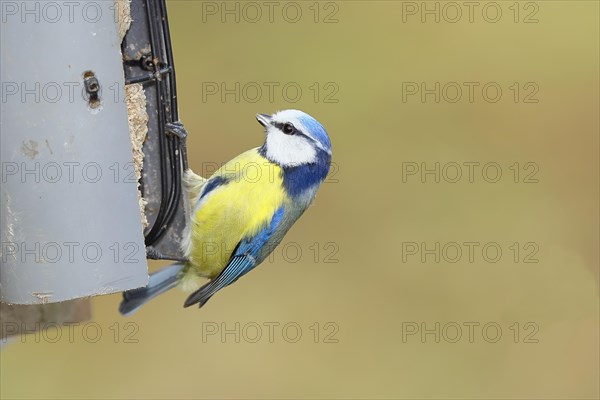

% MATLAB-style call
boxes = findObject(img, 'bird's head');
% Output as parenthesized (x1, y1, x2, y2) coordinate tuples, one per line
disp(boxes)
(256, 110, 332, 168)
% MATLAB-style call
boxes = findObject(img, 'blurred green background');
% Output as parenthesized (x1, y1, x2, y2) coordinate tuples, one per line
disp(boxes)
(1, 1, 599, 399)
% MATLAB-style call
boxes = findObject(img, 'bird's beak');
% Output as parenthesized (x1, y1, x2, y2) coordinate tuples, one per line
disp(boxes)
(256, 113, 272, 129)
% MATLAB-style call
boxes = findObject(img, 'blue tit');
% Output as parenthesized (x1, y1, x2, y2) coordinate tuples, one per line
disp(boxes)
(119, 109, 332, 315)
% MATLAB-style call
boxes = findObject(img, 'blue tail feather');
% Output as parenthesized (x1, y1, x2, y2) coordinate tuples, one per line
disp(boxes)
(119, 263, 185, 316)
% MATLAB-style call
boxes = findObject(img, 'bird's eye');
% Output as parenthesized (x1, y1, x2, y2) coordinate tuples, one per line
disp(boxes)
(282, 123, 295, 135)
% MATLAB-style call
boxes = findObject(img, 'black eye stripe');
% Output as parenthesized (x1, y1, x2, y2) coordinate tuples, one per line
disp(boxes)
(273, 122, 291, 131)
(272, 121, 314, 141)
(273, 122, 296, 135)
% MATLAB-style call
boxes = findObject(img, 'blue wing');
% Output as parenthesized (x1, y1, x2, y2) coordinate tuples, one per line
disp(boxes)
(183, 207, 285, 308)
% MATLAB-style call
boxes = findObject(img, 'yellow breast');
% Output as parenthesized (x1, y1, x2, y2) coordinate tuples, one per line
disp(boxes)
(186, 148, 286, 278)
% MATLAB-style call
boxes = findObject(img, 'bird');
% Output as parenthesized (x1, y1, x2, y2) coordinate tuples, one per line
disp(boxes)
(119, 109, 332, 315)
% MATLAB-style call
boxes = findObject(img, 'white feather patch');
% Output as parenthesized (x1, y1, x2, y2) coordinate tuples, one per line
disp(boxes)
(264, 126, 317, 167)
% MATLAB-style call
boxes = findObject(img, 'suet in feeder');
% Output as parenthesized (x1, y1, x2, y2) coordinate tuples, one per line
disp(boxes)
(0, 0, 188, 338)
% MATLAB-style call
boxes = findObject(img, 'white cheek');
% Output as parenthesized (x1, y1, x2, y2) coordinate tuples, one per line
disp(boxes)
(265, 130, 316, 166)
